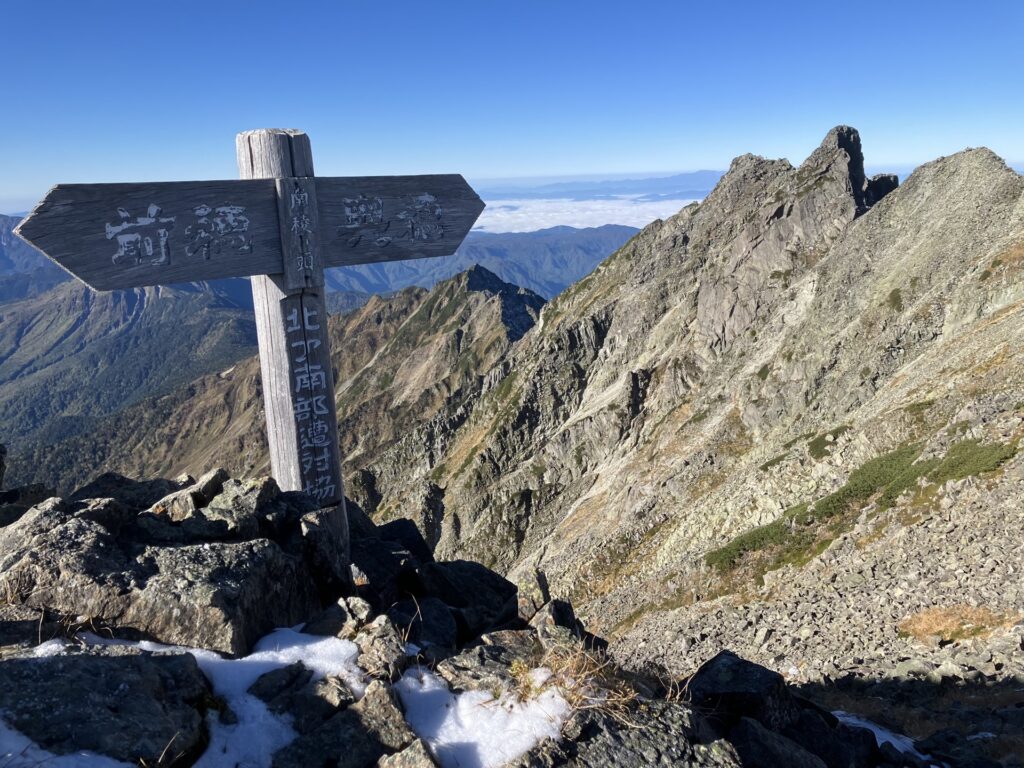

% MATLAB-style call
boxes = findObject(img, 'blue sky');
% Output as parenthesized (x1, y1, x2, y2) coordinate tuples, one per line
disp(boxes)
(2, 0, 1022, 213)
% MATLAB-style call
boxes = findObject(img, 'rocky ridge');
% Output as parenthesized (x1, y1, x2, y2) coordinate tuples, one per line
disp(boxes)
(337, 127, 1024, 764)
(8, 266, 544, 494)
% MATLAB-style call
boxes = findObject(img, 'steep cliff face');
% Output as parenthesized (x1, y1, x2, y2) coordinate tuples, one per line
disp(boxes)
(354, 127, 1024, 640)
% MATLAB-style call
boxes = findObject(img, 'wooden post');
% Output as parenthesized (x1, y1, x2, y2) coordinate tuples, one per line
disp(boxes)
(17, 130, 484, 570)
(235, 130, 345, 515)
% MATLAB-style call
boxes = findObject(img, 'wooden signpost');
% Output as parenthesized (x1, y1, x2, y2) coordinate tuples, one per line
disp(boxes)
(16, 129, 485, 510)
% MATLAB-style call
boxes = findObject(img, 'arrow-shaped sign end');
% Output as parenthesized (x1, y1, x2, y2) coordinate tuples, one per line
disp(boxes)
(11, 187, 55, 250)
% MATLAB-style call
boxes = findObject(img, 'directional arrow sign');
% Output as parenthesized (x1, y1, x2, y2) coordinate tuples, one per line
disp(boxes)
(16, 175, 484, 291)
(15, 129, 485, 522)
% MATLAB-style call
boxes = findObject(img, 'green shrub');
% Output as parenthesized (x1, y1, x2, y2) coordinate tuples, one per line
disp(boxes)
(705, 515, 792, 572)
(808, 425, 851, 459)
(705, 437, 1019, 583)
(903, 399, 935, 418)
(887, 288, 904, 312)
(759, 453, 789, 472)
(756, 364, 770, 381)
(927, 438, 1019, 485)
(705, 445, 921, 576)
(784, 431, 815, 450)
(687, 408, 710, 425)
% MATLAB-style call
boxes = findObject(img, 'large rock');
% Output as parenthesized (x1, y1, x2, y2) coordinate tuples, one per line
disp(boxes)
(686, 650, 802, 732)
(510, 701, 743, 768)
(0, 644, 212, 765)
(249, 661, 357, 735)
(686, 652, 885, 768)
(414, 560, 519, 642)
(0, 483, 324, 656)
(0, 483, 53, 527)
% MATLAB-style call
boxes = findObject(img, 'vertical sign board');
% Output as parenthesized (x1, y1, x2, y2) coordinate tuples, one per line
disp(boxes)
(16, 129, 485, 509)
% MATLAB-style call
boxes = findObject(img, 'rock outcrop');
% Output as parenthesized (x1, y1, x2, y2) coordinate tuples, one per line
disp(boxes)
(0, 470, 936, 767)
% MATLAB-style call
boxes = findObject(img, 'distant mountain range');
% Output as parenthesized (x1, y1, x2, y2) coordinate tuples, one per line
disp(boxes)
(0, 279, 259, 449)
(2, 211, 636, 303)
(0, 214, 48, 273)
(324, 225, 638, 299)
(475, 170, 723, 202)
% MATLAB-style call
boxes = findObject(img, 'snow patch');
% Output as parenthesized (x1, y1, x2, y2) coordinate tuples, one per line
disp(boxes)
(19, 628, 363, 768)
(395, 666, 571, 768)
(834, 711, 940, 766)
(0, 718, 133, 768)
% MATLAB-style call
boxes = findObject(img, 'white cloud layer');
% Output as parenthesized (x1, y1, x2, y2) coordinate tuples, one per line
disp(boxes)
(475, 195, 696, 232)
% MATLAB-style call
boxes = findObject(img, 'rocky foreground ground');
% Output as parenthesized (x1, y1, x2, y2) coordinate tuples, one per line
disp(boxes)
(0, 465, 949, 768)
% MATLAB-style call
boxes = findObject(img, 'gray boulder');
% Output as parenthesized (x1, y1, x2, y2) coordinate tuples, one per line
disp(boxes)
(271, 680, 415, 768)
(378, 739, 437, 767)
(415, 560, 519, 642)
(510, 701, 743, 767)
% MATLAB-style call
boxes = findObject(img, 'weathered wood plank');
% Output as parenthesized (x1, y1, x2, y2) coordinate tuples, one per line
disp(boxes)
(15, 172, 485, 291)
(316, 174, 485, 267)
(15, 180, 282, 290)
(237, 129, 344, 508)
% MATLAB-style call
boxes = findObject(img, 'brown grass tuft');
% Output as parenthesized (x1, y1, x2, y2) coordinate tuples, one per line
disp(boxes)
(512, 641, 640, 726)
(898, 605, 1021, 643)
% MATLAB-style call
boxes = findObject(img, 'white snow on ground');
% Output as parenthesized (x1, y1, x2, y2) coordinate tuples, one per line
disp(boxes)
(395, 666, 571, 768)
(834, 711, 942, 767)
(4, 631, 569, 768)
(14, 628, 363, 768)
(0, 718, 134, 768)
(180, 629, 364, 768)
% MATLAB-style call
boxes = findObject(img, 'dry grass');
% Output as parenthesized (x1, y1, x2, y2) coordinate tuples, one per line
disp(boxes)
(898, 605, 1022, 643)
(512, 641, 640, 727)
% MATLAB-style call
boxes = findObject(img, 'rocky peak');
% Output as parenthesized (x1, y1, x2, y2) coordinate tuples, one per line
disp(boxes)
(461, 263, 515, 294)
(801, 125, 899, 213)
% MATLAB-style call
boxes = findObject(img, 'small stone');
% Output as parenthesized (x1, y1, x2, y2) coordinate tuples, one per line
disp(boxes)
(378, 739, 437, 767)
(356, 615, 408, 682)
(304, 597, 362, 639)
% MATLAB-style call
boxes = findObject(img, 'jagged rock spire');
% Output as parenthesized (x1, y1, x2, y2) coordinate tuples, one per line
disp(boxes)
(804, 125, 898, 214)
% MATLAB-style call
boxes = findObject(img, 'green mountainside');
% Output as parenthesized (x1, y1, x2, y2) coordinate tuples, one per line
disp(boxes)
(0, 279, 258, 450)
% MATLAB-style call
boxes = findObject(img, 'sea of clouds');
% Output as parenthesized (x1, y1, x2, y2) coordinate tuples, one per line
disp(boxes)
(474, 195, 697, 233)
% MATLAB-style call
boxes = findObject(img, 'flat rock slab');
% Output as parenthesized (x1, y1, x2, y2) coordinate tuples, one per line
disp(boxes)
(0, 645, 211, 765)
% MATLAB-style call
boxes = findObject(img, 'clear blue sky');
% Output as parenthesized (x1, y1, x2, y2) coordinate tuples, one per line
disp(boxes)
(2, 0, 1022, 212)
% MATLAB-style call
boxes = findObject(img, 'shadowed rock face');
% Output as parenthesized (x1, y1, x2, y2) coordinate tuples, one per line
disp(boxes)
(0, 645, 212, 765)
